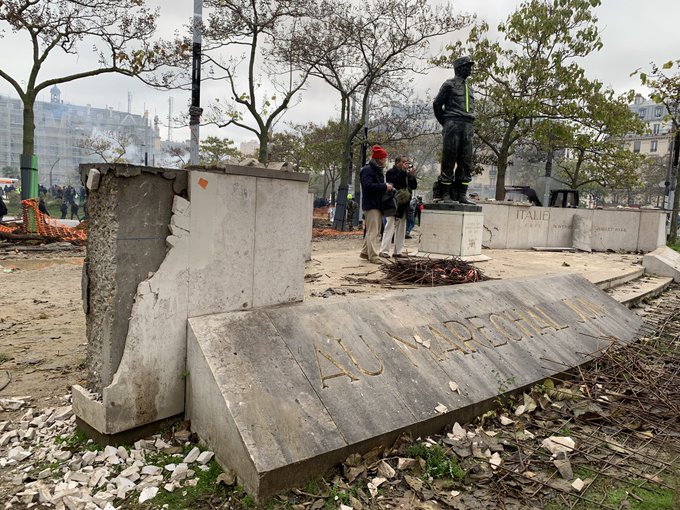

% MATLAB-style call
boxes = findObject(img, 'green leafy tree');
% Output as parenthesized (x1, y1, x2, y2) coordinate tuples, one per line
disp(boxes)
(0, 0, 162, 197)
(635, 60, 680, 240)
(435, 0, 605, 200)
(199, 136, 241, 165)
(638, 155, 671, 207)
(539, 89, 646, 190)
(268, 132, 304, 171)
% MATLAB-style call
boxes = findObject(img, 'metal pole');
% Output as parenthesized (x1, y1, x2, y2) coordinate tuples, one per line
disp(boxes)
(189, 0, 203, 166)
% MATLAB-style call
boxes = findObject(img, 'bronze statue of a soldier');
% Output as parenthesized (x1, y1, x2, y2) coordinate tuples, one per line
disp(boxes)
(432, 55, 475, 204)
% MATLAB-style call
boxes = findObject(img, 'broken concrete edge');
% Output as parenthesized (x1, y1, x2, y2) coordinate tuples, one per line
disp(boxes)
(643, 246, 680, 283)
(74, 191, 191, 436)
(185, 164, 309, 183)
(78, 163, 189, 194)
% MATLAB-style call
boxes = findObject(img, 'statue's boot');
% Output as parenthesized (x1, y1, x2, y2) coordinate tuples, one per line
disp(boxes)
(434, 179, 454, 202)
(456, 181, 475, 205)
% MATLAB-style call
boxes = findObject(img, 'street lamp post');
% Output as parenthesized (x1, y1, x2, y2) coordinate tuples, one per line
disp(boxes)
(189, 0, 203, 166)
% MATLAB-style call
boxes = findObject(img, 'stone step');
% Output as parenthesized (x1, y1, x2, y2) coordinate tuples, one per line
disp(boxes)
(606, 274, 674, 308)
(589, 267, 645, 291)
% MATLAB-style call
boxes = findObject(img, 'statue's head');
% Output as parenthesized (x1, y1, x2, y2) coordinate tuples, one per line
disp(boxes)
(453, 56, 474, 79)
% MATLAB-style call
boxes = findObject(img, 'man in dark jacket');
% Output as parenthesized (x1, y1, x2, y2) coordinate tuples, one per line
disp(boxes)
(379, 156, 417, 257)
(0, 195, 7, 222)
(359, 145, 393, 263)
(433, 55, 475, 204)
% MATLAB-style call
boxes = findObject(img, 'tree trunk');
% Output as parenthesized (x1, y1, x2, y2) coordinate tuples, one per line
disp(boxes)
(495, 153, 508, 200)
(22, 94, 36, 156)
(257, 131, 269, 164)
(668, 128, 680, 243)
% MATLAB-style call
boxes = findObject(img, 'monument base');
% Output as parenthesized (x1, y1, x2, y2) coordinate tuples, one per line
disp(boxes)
(185, 274, 642, 500)
(419, 203, 483, 257)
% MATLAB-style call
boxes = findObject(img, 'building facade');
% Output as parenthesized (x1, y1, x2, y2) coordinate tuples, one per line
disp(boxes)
(624, 94, 673, 157)
(0, 86, 160, 186)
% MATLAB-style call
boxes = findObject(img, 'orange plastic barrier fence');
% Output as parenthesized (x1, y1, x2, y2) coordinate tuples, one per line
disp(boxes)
(0, 199, 87, 245)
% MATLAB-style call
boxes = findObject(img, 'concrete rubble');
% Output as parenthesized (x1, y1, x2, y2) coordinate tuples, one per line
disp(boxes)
(0, 395, 215, 509)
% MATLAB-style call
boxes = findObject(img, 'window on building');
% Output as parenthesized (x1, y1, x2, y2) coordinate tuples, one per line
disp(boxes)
(655, 106, 663, 117)
(633, 141, 641, 153)
(651, 141, 658, 153)
(639, 109, 646, 119)
(653, 123, 660, 134)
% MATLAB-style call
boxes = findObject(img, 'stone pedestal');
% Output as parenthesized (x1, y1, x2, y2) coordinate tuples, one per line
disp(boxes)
(72, 163, 310, 436)
(418, 203, 484, 257)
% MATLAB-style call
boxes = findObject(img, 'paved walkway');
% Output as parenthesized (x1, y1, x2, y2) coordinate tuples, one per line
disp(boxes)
(305, 233, 643, 299)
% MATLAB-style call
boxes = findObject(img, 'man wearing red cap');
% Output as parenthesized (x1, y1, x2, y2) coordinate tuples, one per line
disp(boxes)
(359, 145, 393, 263)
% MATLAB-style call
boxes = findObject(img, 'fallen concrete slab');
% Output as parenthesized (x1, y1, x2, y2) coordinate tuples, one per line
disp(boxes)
(186, 273, 643, 499)
(643, 246, 680, 282)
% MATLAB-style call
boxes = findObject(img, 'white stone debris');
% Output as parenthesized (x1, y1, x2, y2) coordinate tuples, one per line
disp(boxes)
(138, 486, 159, 503)
(183, 446, 200, 464)
(196, 451, 214, 465)
(541, 436, 576, 456)
(0, 398, 28, 411)
(0, 396, 218, 510)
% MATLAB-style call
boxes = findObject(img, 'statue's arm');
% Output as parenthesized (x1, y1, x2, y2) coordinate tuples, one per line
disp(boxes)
(433, 82, 449, 126)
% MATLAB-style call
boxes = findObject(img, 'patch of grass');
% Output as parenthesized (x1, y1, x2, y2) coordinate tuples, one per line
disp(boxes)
(544, 470, 678, 510)
(325, 483, 355, 508)
(54, 430, 100, 451)
(303, 478, 320, 495)
(405, 443, 465, 481)
(30, 460, 62, 477)
(0, 353, 9, 364)
(127, 458, 229, 509)
(668, 241, 680, 253)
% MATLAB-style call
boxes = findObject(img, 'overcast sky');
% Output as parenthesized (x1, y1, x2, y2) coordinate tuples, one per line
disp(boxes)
(0, 0, 677, 145)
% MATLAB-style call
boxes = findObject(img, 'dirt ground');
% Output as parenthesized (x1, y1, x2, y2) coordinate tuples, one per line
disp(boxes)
(0, 251, 87, 419)
(0, 233, 642, 422)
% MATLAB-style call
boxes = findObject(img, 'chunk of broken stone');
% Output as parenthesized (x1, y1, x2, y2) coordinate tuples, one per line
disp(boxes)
(139, 486, 159, 503)
(183, 446, 200, 464)
(53, 450, 72, 461)
(1, 430, 18, 446)
(554, 457, 573, 480)
(397, 458, 418, 470)
(216, 470, 237, 486)
(196, 450, 214, 465)
(170, 463, 189, 481)
(499, 415, 514, 426)
(541, 436, 576, 456)
(450, 422, 467, 440)
(141, 465, 162, 476)
(377, 460, 396, 479)
(0, 398, 27, 411)
(8, 446, 32, 462)
(434, 403, 448, 414)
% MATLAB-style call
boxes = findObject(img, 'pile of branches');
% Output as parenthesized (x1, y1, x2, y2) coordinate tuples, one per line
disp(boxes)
(380, 256, 489, 286)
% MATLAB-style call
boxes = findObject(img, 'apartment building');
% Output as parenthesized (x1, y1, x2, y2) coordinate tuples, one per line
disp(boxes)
(0, 86, 160, 185)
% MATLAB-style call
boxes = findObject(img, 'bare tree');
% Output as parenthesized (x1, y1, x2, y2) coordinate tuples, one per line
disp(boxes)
(0, 0, 162, 197)
(77, 131, 135, 163)
(194, 0, 326, 164)
(298, 0, 472, 229)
